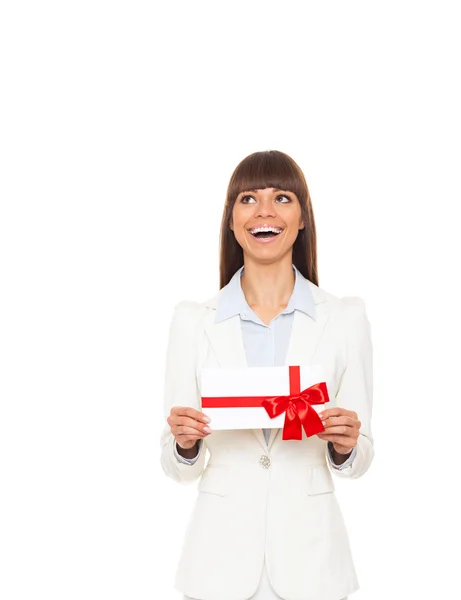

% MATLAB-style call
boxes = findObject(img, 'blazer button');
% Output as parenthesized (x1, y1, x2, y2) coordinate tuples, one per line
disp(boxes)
(259, 455, 271, 469)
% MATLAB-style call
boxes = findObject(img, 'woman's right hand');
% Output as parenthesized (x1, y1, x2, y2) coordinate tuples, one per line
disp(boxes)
(167, 406, 212, 450)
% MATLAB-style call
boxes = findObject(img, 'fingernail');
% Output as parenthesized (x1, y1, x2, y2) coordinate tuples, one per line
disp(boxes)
(322, 421, 326, 426)
(203, 416, 211, 423)
(318, 413, 324, 419)
(203, 426, 212, 434)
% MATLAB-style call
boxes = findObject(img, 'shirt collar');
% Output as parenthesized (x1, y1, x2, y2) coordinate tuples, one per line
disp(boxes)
(215, 264, 316, 323)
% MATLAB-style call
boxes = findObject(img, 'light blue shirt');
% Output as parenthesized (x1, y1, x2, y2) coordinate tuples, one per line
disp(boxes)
(174, 265, 357, 469)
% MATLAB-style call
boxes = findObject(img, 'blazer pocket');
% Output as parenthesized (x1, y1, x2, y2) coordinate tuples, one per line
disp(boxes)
(198, 465, 230, 497)
(305, 465, 335, 496)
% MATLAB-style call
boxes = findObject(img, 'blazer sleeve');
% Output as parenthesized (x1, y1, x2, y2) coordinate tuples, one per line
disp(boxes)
(326, 296, 374, 480)
(160, 301, 208, 484)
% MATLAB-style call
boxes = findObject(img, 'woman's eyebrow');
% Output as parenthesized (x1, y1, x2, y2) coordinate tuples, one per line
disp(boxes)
(241, 188, 287, 193)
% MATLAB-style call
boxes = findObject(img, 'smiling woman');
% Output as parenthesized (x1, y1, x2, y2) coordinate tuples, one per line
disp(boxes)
(160, 150, 373, 600)
(233, 188, 303, 251)
(219, 150, 318, 289)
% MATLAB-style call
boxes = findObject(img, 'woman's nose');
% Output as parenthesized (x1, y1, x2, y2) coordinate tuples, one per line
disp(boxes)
(255, 199, 276, 217)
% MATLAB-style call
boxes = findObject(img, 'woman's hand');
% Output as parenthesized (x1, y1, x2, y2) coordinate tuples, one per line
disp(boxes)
(167, 406, 212, 450)
(316, 408, 361, 455)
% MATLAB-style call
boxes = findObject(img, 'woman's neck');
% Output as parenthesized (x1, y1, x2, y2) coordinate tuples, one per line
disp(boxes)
(240, 257, 295, 310)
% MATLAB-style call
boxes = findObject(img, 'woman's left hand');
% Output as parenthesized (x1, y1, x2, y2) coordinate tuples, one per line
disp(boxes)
(316, 408, 361, 455)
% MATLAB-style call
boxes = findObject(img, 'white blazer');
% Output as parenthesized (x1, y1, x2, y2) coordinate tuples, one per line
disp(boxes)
(160, 279, 374, 600)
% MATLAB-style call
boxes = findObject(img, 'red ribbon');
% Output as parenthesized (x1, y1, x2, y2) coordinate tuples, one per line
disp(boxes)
(262, 366, 328, 440)
(202, 366, 329, 440)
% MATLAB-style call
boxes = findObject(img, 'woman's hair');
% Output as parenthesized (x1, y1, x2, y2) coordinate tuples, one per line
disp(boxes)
(219, 150, 318, 289)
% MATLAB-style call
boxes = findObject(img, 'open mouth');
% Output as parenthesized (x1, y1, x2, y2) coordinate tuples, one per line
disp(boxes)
(248, 226, 284, 241)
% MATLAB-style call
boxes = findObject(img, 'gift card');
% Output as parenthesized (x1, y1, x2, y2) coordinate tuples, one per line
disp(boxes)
(200, 364, 332, 431)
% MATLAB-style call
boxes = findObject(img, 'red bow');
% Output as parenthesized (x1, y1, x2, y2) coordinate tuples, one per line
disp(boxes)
(262, 366, 328, 440)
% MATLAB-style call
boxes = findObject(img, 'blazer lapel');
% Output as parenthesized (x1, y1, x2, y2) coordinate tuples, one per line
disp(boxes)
(204, 315, 271, 451)
(267, 301, 332, 449)
(204, 315, 248, 368)
(203, 283, 332, 452)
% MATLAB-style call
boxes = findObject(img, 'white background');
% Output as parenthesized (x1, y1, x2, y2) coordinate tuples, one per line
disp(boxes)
(1, 1, 460, 599)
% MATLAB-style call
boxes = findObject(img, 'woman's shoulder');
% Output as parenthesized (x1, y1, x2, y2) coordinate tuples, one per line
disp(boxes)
(172, 290, 222, 314)
(308, 280, 368, 320)
(169, 292, 222, 328)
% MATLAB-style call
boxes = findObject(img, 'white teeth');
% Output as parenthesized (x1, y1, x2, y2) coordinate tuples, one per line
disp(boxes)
(249, 226, 283, 234)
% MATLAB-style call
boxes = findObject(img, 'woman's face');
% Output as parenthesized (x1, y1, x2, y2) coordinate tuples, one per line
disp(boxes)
(231, 187, 305, 263)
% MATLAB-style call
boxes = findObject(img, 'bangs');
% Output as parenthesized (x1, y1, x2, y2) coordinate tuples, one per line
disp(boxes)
(227, 150, 307, 204)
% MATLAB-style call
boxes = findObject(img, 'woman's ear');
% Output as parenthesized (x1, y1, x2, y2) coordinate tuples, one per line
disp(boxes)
(229, 218, 234, 232)
(299, 219, 305, 230)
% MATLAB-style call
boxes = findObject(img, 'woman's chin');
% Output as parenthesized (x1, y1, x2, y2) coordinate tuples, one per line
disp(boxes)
(243, 247, 291, 265)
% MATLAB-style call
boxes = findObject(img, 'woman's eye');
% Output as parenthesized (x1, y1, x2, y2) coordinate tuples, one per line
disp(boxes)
(239, 193, 291, 203)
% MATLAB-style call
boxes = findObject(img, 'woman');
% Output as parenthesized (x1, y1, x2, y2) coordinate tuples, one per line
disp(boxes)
(160, 150, 374, 600)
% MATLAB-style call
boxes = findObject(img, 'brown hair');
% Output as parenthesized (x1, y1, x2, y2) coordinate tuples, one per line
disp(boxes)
(219, 150, 318, 289)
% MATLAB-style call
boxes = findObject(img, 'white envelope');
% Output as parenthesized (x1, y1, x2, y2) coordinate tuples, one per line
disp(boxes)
(200, 364, 333, 430)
